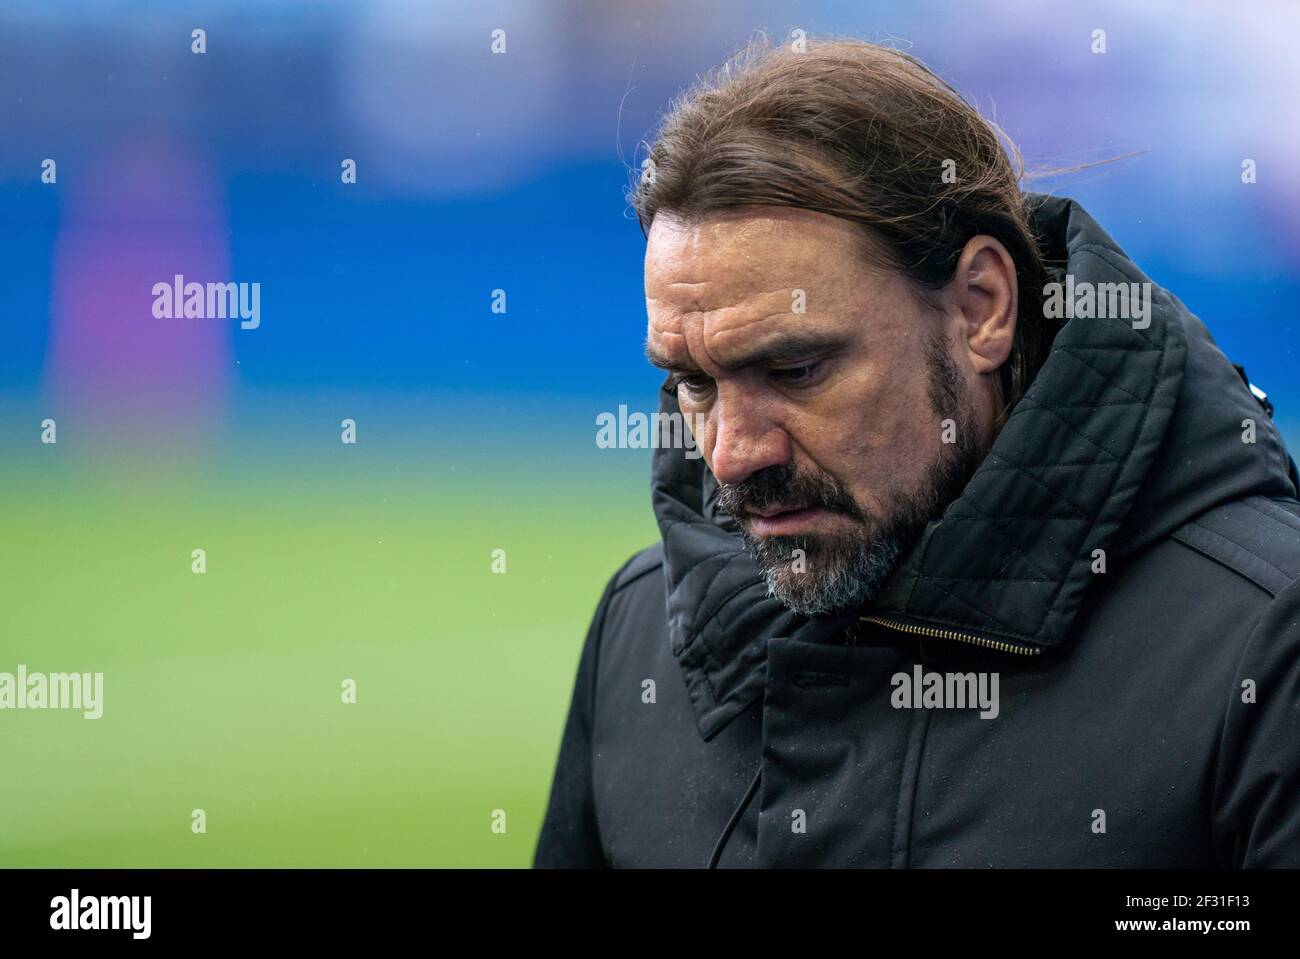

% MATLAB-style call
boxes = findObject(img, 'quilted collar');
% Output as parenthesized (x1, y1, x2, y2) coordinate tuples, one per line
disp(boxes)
(651, 193, 1295, 740)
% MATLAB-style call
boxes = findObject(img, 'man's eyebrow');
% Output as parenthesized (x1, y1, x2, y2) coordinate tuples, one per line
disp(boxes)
(712, 331, 850, 372)
(645, 331, 850, 373)
(644, 341, 690, 370)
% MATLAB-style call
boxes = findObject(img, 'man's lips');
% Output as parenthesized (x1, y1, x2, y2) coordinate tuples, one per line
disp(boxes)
(744, 505, 836, 536)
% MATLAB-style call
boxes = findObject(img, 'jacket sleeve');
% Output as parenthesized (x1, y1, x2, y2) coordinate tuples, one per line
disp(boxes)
(1212, 578, 1300, 867)
(532, 571, 620, 868)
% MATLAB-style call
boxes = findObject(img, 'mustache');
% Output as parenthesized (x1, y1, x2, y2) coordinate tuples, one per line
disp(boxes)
(715, 463, 866, 523)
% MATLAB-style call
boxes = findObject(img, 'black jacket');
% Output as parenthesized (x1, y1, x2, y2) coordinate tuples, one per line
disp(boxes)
(535, 194, 1300, 868)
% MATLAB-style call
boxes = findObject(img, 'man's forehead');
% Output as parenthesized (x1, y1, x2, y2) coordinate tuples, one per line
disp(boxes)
(645, 287, 859, 373)
(645, 207, 863, 298)
(645, 279, 814, 370)
(645, 294, 798, 355)
(643, 208, 886, 369)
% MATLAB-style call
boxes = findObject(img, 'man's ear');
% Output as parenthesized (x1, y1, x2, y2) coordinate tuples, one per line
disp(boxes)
(948, 235, 1018, 376)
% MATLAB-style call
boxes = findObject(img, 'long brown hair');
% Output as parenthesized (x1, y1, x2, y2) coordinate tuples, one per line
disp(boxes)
(632, 37, 1063, 425)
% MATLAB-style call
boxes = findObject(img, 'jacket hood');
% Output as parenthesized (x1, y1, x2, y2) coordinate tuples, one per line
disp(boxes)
(650, 192, 1298, 741)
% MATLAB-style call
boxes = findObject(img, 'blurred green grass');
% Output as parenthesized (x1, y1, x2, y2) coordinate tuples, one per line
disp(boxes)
(0, 454, 657, 866)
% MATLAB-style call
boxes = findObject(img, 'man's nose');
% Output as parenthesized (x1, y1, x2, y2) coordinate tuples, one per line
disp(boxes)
(708, 400, 791, 486)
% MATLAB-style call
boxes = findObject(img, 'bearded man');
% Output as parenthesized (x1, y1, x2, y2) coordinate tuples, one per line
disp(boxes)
(534, 39, 1300, 868)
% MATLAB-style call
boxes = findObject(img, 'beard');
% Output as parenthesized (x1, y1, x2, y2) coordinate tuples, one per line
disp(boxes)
(716, 336, 983, 616)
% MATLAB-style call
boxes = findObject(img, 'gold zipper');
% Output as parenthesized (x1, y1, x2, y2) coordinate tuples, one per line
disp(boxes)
(859, 614, 1041, 656)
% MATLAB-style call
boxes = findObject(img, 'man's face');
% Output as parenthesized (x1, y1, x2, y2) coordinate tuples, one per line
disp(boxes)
(644, 207, 985, 614)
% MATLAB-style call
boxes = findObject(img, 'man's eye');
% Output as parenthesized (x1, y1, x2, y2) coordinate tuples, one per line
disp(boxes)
(664, 373, 713, 395)
(770, 362, 823, 386)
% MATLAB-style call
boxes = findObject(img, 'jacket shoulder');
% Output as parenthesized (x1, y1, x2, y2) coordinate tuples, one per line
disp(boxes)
(595, 543, 667, 666)
(1171, 495, 1300, 597)
(609, 542, 665, 594)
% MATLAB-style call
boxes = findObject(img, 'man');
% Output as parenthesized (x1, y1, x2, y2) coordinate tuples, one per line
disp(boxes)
(535, 39, 1300, 867)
